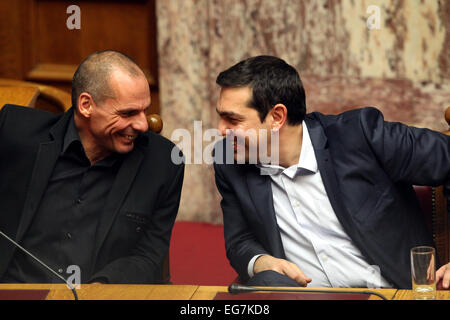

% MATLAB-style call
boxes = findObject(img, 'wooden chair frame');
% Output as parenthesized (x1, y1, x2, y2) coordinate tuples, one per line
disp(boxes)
(432, 106, 450, 265)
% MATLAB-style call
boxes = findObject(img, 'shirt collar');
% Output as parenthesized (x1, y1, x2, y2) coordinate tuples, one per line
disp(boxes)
(62, 114, 82, 155)
(257, 121, 318, 178)
(62, 114, 123, 167)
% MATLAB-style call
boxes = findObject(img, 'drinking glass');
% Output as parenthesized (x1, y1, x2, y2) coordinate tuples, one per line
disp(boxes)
(410, 246, 436, 300)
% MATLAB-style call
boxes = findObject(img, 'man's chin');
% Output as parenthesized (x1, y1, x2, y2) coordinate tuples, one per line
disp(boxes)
(233, 149, 252, 164)
(114, 141, 135, 154)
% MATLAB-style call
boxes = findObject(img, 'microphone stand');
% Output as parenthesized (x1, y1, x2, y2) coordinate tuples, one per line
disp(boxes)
(228, 283, 388, 300)
(0, 230, 78, 300)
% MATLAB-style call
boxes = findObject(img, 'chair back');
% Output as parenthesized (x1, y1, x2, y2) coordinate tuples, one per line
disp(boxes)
(415, 106, 450, 266)
(0, 78, 71, 112)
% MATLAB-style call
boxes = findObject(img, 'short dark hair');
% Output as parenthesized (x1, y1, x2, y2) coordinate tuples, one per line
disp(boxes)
(71, 50, 143, 109)
(216, 55, 306, 125)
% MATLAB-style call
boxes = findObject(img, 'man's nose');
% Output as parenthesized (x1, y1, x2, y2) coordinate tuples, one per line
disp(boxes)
(133, 111, 149, 133)
(217, 119, 228, 136)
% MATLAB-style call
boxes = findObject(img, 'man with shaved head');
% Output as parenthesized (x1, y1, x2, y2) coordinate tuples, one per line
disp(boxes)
(0, 50, 184, 284)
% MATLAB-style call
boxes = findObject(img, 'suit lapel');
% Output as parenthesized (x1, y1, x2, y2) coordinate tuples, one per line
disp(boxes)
(305, 116, 353, 232)
(92, 145, 144, 261)
(246, 166, 285, 258)
(16, 111, 72, 242)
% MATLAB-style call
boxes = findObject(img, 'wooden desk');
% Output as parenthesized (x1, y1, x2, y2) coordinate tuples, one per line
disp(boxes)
(0, 283, 198, 300)
(192, 286, 398, 300)
(0, 284, 402, 300)
(2, 283, 449, 300)
(0, 86, 40, 108)
(393, 289, 450, 300)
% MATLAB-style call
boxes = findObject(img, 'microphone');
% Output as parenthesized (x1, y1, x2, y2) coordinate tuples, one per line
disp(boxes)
(228, 283, 388, 300)
(0, 230, 78, 300)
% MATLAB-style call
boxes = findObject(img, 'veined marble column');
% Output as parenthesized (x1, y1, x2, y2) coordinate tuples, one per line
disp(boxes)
(157, 0, 449, 223)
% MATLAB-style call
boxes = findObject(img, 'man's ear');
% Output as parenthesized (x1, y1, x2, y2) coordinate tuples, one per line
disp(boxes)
(77, 93, 94, 118)
(269, 104, 288, 131)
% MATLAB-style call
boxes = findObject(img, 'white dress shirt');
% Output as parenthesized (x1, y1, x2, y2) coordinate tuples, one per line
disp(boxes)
(252, 121, 392, 288)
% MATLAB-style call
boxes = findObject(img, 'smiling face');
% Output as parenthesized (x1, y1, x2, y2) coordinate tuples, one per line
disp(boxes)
(83, 69, 151, 158)
(216, 86, 273, 163)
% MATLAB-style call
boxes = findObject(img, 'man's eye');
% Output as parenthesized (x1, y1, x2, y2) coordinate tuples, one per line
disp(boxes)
(121, 111, 137, 117)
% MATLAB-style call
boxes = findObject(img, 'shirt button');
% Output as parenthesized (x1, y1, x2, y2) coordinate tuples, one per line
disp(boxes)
(58, 268, 63, 274)
(67, 232, 72, 239)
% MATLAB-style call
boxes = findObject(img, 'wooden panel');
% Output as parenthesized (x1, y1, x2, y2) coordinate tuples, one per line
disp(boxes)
(0, 0, 160, 114)
(0, 1, 26, 78)
(80, 1, 158, 79)
(33, 0, 80, 65)
(27, 63, 77, 82)
(29, 0, 158, 85)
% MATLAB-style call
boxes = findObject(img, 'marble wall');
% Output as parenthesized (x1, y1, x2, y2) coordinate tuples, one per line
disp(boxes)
(156, 0, 450, 223)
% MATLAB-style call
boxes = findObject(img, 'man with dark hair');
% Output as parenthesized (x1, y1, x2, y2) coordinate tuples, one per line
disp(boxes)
(0, 50, 184, 284)
(215, 55, 306, 125)
(213, 55, 450, 289)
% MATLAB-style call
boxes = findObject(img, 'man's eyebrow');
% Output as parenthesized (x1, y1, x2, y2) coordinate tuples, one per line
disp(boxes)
(215, 107, 244, 119)
(119, 105, 152, 113)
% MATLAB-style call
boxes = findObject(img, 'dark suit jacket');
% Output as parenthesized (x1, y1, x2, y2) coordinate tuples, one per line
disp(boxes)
(214, 107, 450, 289)
(0, 105, 184, 284)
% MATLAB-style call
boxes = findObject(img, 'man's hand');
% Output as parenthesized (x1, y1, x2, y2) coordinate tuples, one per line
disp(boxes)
(254, 255, 312, 286)
(436, 262, 450, 289)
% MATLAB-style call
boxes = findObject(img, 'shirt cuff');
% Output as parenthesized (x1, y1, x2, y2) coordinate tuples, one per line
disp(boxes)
(247, 254, 265, 278)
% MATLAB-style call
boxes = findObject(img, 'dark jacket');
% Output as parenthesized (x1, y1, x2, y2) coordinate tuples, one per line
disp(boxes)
(0, 105, 184, 284)
(214, 107, 450, 288)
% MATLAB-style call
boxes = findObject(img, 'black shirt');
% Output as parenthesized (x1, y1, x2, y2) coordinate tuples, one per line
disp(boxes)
(2, 116, 123, 283)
